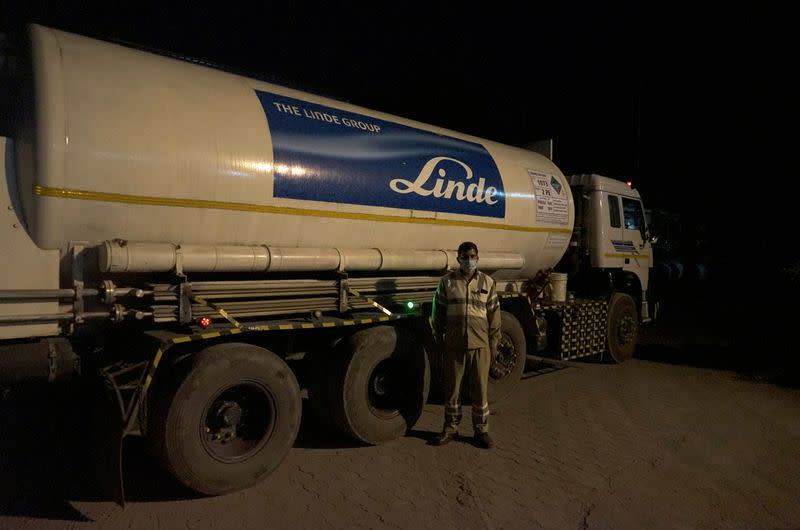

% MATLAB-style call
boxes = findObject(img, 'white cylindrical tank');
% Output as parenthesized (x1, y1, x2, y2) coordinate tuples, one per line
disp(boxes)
(14, 25, 574, 279)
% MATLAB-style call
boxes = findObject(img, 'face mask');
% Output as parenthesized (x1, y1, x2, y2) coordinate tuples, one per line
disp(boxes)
(459, 258, 478, 274)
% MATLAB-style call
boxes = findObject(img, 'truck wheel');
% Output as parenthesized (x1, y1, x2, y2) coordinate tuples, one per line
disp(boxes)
(607, 293, 638, 362)
(149, 343, 301, 495)
(488, 311, 527, 403)
(322, 326, 430, 444)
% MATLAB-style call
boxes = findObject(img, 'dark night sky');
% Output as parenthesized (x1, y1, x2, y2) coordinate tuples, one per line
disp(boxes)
(1, 3, 795, 265)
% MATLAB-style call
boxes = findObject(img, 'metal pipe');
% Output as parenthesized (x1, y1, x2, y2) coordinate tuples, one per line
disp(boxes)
(0, 312, 75, 323)
(99, 240, 525, 273)
(0, 288, 100, 299)
(0, 310, 110, 323)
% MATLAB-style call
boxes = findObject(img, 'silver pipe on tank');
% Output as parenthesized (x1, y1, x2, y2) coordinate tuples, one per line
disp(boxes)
(0, 313, 74, 323)
(0, 311, 110, 323)
(99, 241, 525, 274)
(0, 288, 100, 299)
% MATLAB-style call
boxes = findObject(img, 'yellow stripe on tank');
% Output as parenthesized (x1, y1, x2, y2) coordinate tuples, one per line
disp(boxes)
(34, 186, 572, 234)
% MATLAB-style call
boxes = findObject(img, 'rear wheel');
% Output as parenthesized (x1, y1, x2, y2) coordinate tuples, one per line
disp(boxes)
(487, 311, 527, 404)
(310, 325, 430, 444)
(606, 293, 638, 362)
(149, 343, 301, 495)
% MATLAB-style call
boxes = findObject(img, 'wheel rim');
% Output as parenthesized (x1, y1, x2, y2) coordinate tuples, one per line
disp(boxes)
(617, 313, 637, 346)
(367, 358, 401, 419)
(491, 332, 517, 380)
(200, 381, 276, 464)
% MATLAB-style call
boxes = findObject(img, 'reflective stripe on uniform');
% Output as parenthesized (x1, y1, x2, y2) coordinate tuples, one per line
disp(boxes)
(471, 403, 490, 420)
(432, 271, 498, 336)
(445, 297, 489, 313)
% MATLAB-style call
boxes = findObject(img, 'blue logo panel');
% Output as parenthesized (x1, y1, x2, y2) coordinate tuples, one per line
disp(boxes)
(255, 90, 505, 218)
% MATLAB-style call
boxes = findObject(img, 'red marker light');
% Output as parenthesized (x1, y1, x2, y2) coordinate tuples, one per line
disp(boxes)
(199, 317, 211, 328)
(626, 181, 633, 187)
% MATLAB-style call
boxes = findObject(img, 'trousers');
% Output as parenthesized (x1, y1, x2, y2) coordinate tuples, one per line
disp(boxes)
(443, 347, 490, 434)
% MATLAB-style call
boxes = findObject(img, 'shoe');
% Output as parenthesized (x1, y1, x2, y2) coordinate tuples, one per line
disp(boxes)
(475, 432, 494, 449)
(431, 431, 456, 446)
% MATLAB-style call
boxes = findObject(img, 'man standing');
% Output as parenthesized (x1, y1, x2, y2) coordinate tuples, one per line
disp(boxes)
(430, 241, 501, 448)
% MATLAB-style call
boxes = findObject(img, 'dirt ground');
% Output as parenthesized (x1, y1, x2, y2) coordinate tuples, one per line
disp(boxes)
(2, 295, 800, 529)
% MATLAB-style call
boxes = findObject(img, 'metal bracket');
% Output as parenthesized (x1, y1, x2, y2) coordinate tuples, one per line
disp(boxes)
(101, 361, 149, 428)
(179, 282, 193, 324)
(337, 272, 349, 313)
(174, 244, 185, 278)
(98, 358, 150, 507)
(46, 338, 58, 383)
(72, 245, 86, 324)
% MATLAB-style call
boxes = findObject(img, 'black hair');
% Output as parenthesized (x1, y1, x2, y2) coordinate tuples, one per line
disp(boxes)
(457, 241, 479, 256)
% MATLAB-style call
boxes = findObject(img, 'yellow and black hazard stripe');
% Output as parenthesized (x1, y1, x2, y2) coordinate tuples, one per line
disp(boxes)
(499, 292, 527, 299)
(140, 313, 406, 397)
(347, 288, 393, 316)
(193, 296, 244, 328)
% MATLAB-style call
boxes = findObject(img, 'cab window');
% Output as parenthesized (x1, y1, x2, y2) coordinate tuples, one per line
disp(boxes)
(607, 194, 621, 228)
(622, 198, 644, 230)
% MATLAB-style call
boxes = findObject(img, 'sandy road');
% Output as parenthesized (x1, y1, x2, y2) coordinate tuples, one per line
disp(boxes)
(2, 342, 799, 529)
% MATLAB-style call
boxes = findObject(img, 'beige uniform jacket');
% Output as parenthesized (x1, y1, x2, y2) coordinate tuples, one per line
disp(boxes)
(431, 270, 501, 354)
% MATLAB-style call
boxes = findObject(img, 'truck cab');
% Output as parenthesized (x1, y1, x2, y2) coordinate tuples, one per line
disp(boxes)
(561, 174, 654, 323)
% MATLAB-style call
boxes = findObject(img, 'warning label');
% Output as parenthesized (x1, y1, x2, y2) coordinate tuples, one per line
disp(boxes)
(545, 232, 570, 249)
(528, 169, 569, 225)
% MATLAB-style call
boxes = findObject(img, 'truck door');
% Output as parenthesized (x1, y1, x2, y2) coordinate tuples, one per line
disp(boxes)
(600, 193, 624, 268)
(620, 197, 650, 292)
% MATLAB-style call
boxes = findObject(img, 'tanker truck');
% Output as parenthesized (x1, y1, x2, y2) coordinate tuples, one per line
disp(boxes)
(0, 24, 654, 501)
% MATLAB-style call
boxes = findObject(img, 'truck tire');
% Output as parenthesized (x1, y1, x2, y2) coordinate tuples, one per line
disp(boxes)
(488, 310, 527, 403)
(149, 343, 301, 495)
(606, 293, 638, 362)
(320, 325, 430, 444)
